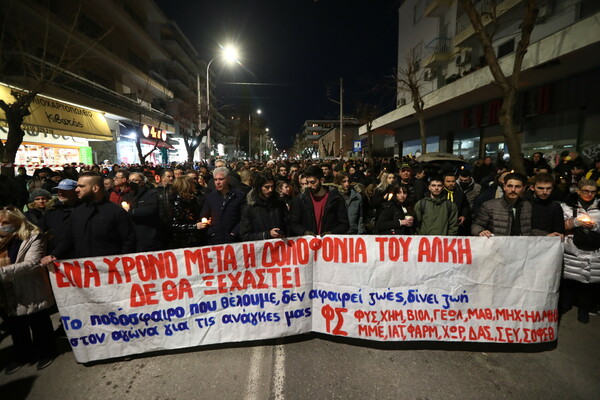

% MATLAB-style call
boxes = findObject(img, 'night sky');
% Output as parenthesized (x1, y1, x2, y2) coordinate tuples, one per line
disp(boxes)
(155, 0, 400, 150)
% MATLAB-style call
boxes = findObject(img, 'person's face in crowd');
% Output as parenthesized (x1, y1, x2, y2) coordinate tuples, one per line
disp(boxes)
(113, 172, 128, 188)
(321, 166, 331, 177)
(578, 185, 597, 203)
(396, 189, 408, 204)
(444, 176, 457, 191)
(340, 177, 350, 192)
(213, 172, 229, 193)
(261, 181, 275, 199)
(429, 181, 443, 197)
(174, 169, 183, 178)
(306, 176, 323, 194)
(484, 157, 492, 166)
(386, 174, 396, 185)
(503, 179, 525, 202)
(38, 171, 48, 180)
(533, 182, 553, 200)
(300, 176, 308, 191)
(161, 171, 174, 186)
(186, 172, 198, 181)
(104, 178, 114, 192)
(571, 166, 585, 177)
(349, 167, 356, 175)
(51, 175, 62, 184)
(129, 173, 144, 189)
(458, 175, 472, 186)
(532, 153, 541, 163)
(400, 169, 411, 182)
(33, 196, 49, 209)
(57, 189, 77, 205)
(415, 171, 425, 179)
(215, 161, 226, 169)
(279, 182, 291, 196)
(290, 166, 299, 175)
(76, 176, 99, 201)
(197, 175, 206, 187)
(279, 166, 287, 177)
(0, 216, 18, 237)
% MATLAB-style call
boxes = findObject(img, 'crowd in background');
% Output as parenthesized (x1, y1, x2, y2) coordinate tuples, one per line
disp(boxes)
(0, 150, 599, 374)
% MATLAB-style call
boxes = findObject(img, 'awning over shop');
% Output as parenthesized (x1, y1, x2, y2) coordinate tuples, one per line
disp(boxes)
(0, 83, 112, 141)
(141, 137, 174, 149)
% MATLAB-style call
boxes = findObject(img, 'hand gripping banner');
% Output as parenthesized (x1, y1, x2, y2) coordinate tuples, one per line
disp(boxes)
(49, 235, 563, 363)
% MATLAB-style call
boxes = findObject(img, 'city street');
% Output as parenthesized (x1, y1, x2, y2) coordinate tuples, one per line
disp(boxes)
(1, 309, 599, 400)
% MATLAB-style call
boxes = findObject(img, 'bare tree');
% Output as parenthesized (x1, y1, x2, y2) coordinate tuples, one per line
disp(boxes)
(171, 93, 208, 163)
(395, 48, 427, 154)
(322, 140, 335, 158)
(460, 0, 539, 175)
(0, 2, 111, 176)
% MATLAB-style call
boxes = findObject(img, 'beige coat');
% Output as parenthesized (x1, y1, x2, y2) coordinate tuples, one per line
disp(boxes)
(0, 233, 55, 316)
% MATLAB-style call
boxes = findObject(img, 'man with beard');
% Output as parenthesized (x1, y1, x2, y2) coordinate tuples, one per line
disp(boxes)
(40, 172, 135, 264)
(472, 173, 532, 237)
(240, 172, 287, 241)
(524, 173, 565, 238)
(289, 165, 349, 236)
(121, 172, 162, 251)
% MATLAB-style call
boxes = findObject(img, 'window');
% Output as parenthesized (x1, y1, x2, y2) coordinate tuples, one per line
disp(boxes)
(498, 39, 515, 58)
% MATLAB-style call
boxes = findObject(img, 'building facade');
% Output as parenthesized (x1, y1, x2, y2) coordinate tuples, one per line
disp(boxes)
(362, 0, 600, 166)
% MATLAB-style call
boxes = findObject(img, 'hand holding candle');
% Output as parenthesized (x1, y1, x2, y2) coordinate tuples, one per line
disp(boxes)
(121, 201, 130, 211)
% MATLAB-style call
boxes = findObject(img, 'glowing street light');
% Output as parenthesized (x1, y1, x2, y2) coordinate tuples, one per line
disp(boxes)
(205, 44, 239, 157)
(248, 109, 262, 160)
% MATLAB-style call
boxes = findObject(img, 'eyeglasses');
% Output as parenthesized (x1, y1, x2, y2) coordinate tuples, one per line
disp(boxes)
(580, 189, 597, 195)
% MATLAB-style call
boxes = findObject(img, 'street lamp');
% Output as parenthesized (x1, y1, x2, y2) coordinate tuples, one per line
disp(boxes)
(205, 44, 239, 158)
(248, 108, 261, 160)
(260, 127, 269, 161)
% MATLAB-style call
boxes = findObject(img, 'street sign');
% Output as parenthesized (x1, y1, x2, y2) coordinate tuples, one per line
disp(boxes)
(353, 140, 362, 152)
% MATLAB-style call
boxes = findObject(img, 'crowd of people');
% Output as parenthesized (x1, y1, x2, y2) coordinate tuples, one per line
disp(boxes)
(0, 151, 599, 375)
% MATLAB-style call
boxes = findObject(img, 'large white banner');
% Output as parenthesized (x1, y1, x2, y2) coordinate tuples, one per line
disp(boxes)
(50, 236, 563, 363)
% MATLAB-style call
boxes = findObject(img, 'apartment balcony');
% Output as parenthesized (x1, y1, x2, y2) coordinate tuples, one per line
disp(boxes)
(425, 0, 453, 18)
(422, 37, 453, 68)
(454, 0, 522, 46)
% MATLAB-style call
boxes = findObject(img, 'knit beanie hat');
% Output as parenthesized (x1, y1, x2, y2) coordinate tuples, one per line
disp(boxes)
(29, 189, 53, 203)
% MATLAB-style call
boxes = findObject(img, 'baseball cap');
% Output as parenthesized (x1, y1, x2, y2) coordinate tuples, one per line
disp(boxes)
(53, 179, 78, 191)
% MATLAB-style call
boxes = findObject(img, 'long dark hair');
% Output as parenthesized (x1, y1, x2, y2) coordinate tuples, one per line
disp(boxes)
(392, 184, 414, 214)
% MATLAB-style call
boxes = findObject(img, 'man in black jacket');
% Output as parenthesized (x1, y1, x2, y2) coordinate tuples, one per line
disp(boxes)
(240, 172, 287, 241)
(122, 172, 163, 251)
(525, 173, 565, 238)
(39, 179, 80, 257)
(289, 165, 349, 236)
(442, 173, 471, 236)
(41, 172, 136, 263)
(200, 167, 245, 245)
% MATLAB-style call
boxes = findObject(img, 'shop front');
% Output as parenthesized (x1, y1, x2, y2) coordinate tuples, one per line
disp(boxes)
(117, 122, 174, 165)
(0, 83, 113, 169)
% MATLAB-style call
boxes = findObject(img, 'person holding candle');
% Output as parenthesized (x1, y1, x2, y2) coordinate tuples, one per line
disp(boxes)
(169, 176, 206, 249)
(375, 184, 414, 235)
(560, 179, 600, 323)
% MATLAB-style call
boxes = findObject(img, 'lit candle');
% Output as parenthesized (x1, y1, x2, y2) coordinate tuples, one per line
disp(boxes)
(121, 202, 128, 207)
(201, 218, 208, 224)
(578, 215, 592, 223)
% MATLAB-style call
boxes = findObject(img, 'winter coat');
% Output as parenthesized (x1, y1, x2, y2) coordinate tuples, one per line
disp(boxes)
(122, 185, 163, 252)
(24, 199, 55, 227)
(0, 234, 54, 316)
(414, 197, 458, 236)
(52, 198, 136, 258)
(375, 199, 412, 235)
(39, 200, 80, 255)
(289, 187, 349, 236)
(471, 197, 533, 236)
(200, 189, 246, 245)
(560, 199, 600, 283)
(170, 193, 205, 249)
(341, 188, 365, 234)
(457, 180, 481, 211)
(240, 189, 288, 241)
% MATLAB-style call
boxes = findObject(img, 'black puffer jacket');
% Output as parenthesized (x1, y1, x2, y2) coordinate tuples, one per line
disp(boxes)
(239, 189, 288, 241)
(122, 185, 163, 252)
(472, 197, 532, 236)
(289, 187, 349, 236)
(170, 193, 205, 249)
(375, 199, 413, 235)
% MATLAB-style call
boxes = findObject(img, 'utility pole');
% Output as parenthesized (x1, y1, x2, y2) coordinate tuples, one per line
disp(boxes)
(339, 77, 343, 157)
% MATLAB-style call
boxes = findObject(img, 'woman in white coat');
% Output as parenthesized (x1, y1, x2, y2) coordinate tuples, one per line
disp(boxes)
(560, 179, 600, 323)
(0, 207, 56, 374)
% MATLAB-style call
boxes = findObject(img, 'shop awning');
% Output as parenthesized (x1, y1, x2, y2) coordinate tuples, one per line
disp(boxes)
(0, 84, 112, 141)
(141, 137, 175, 149)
